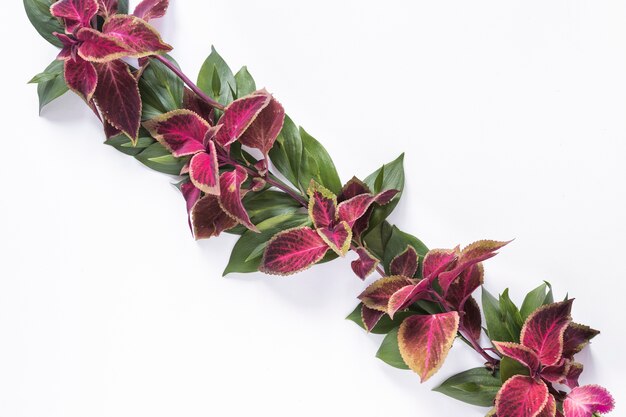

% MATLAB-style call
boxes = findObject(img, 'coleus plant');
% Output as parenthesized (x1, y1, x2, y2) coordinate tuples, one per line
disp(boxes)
(25, 1, 615, 416)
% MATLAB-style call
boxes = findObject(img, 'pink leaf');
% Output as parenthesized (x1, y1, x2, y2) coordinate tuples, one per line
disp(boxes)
(143, 110, 209, 157)
(493, 342, 542, 374)
(422, 247, 458, 281)
(97, 0, 119, 17)
(190, 194, 237, 239)
(537, 395, 557, 417)
(564, 385, 615, 417)
(214, 92, 271, 148)
(183, 88, 215, 122)
(562, 323, 600, 358)
(398, 312, 460, 382)
(461, 295, 482, 341)
(390, 245, 419, 277)
(495, 375, 549, 417)
(103, 15, 172, 58)
(387, 279, 431, 319)
(218, 167, 258, 232)
(260, 227, 329, 276)
(50, 0, 98, 32)
(361, 305, 385, 332)
(438, 240, 510, 294)
(133, 0, 169, 21)
(445, 263, 484, 309)
(64, 56, 97, 102)
(93, 60, 141, 142)
(180, 181, 200, 231)
(339, 176, 370, 201)
(239, 93, 285, 156)
(337, 190, 399, 227)
(76, 28, 129, 62)
(351, 247, 379, 280)
(307, 181, 338, 229)
(358, 276, 414, 313)
(317, 221, 352, 256)
(521, 300, 573, 367)
(189, 144, 220, 195)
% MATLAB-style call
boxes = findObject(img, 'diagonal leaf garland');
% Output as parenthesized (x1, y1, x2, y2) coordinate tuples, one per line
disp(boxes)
(25, 1, 615, 416)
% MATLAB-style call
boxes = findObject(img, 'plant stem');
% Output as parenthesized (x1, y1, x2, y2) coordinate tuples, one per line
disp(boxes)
(144, 58, 497, 368)
(152, 54, 225, 111)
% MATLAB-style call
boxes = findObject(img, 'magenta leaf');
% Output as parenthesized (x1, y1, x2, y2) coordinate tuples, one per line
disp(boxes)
(358, 276, 414, 313)
(387, 279, 431, 319)
(398, 312, 460, 382)
(351, 247, 379, 280)
(50, 0, 99, 32)
(97, 0, 120, 17)
(520, 300, 573, 367)
(438, 240, 510, 294)
(390, 245, 419, 277)
(183, 88, 215, 121)
(562, 323, 600, 358)
(541, 359, 573, 385)
(189, 143, 220, 195)
(337, 190, 399, 227)
(564, 385, 615, 417)
(190, 194, 237, 239)
(317, 221, 352, 256)
(445, 263, 484, 309)
(63, 56, 97, 102)
(495, 375, 549, 417)
(93, 60, 141, 142)
(102, 15, 172, 58)
(461, 295, 482, 341)
(214, 92, 271, 148)
(307, 181, 338, 229)
(339, 176, 370, 201)
(218, 166, 258, 232)
(422, 247, 458, 280)
(76, 28, 129, 62)
(133, 0, 169, 21)
(361, 305, 385, 332)
(260, 227, 329, 275)
(537, 395, 557, 417)
(493, 342, 541, 374)
(143, 110, 209, 157)
(180, 181, 200, 231)
(239, 93, 285, 156)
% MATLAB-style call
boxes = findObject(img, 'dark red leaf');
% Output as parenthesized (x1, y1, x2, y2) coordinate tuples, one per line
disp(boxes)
(218, 166, 257, 232)
(64, 56, 97, 102)
(93, 60, 141, 142)
(103, 15, 172, 58)
(389, 245, 419, 277)
(260, 227, 329, 275)
(238, 93, 285, 156)
(191, 194, 237, 239)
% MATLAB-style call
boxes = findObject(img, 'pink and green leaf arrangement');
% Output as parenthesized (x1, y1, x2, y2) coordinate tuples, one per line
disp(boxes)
(24, 1, 615, 416)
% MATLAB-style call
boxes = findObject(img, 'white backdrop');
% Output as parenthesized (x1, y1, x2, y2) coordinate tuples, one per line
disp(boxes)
(2, 1, 625, 416)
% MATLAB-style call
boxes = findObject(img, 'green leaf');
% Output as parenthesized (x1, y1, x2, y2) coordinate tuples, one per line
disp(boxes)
(32, 60, 69, 113)
(223, 213, 311, 275)
(482, 287, 513, 343)
(363, 153, 405, 230)
(234, 66, 256, 98)
(500, 356, 529, 383)
(105, 133, 155, 156)
(298, 127, 342, 195)
(242, 190, 302, 224)
(139, 55, 184, 120)
(382, 225, 429, 277)
(362, 220, 394, 260)
(500, 289, 523, 342)
(346, 303, 418, 335)
(269, 115, 303, 189)
(520, 281, 553, 320)
(134, 142, 187, 175)
(197, 46, 236, 106)
(24, 0, 64, 47)
(117, 0, 129, 13)
(376, 327, 409, 370)
(433, 367, 502, 407)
